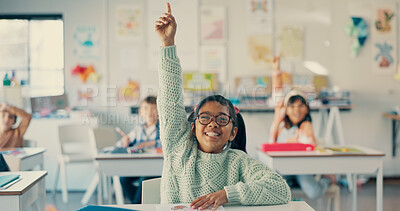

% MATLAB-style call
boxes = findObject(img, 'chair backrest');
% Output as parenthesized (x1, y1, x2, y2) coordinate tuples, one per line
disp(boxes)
(22, 139, 37, 147)
(58, 124, 92, 157)
(88, 126, 119, 155)
(142, 177, 161, 204)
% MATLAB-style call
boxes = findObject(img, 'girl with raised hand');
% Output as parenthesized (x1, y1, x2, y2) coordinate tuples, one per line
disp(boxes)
(155, 3, 290, 210)
(270, 55, 336, 199)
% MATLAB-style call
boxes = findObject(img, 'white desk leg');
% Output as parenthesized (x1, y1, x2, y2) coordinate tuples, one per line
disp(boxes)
(113, 176, 124, 204)
(377, 159, 383, 211)
(351, 174, 357, 211)
(97, 172, 103, 205)
(107, 176, 112, 204)
(40, 184, 46, 211)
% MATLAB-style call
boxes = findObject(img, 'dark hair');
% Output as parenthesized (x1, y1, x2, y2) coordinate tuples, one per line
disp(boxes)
(142, 96, 157, 105)
(188, 95, 247, 153)
(284, 95, 312, 128)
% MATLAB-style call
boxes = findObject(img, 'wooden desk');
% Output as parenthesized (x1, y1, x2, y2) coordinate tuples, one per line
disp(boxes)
(104, 201, 314, 211)
(257, 146, 384, 211)
(0, 171, 47, 211)
(95, 152, 163, 204)
(383, 113, 400, 156)
(1, 147, 46, 171)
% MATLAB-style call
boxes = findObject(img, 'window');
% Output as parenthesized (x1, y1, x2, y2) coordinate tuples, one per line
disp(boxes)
(0, 15, 64, 97)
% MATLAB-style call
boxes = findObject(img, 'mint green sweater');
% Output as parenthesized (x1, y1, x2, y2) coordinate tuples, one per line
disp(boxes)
(158, 46, 291, 205)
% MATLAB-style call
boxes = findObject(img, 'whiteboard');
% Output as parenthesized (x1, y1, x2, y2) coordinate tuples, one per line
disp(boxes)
(147, 0, 199, 71)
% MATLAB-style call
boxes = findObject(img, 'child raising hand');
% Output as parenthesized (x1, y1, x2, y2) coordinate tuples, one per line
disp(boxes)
(155, 3, 290, 210)
(0, 103, 32, 147)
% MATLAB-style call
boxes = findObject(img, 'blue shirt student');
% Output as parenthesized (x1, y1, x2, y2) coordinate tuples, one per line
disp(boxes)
(116, 122, 161, 149)
(117, 96, 161, 204)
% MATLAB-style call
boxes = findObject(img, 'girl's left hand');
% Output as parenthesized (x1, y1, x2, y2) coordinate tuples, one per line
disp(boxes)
(190, 189, 228, 210)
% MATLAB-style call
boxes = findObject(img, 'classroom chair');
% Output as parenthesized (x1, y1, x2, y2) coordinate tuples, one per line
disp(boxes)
(291, 181, 340, 211)
(142, 177, 161, 204)
(81, 126, 120, 205)
(22, 139, 37, 147)
(54, 124, 93, 204)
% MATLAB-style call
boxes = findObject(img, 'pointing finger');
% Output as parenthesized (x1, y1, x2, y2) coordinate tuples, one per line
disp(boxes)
(167, 2, 172, 14)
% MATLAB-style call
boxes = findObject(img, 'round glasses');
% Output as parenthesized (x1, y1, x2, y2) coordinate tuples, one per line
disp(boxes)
(196, 113, 232, 126)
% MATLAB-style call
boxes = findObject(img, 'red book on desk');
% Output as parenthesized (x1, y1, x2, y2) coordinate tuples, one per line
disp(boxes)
(261, 143, 315, 152)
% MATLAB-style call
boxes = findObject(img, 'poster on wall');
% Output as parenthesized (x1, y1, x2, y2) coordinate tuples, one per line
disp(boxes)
(372, 2, 397, 74)
(200, 6, 226, 43)
(277, 25, 303, 61)
(248, 34, 273, 70)
(373, 3, 397, 37)
(116, 5, 143, 41)
(147, 0, 199, 71)
(372, 39, 397, 74)
(246, 0, 273, 34)
(200, 45, 226, 82)
(73, 26, 100, 60)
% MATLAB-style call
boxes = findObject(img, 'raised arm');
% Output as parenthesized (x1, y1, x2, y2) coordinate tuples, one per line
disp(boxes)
(155, 2, 176, 47)
(1, 103, 32, 136)
(155, 3, 192, 154)
(269, 55, 285, 142)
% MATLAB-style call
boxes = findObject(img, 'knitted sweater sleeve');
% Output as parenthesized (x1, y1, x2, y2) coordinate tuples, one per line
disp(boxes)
(157, 46, 192, 155)
(224, 154, 291, 205)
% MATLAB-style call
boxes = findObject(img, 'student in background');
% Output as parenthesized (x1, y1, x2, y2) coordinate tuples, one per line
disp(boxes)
(117, 95, 160, 204)
(155, 3, 290, 210)
(0, 102, 32, 147)
(269, 55, 335, 199)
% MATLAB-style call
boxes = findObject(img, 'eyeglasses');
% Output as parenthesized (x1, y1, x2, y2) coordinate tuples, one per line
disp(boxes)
(196, 113, 232, 126)
(287, 104, 307, 110)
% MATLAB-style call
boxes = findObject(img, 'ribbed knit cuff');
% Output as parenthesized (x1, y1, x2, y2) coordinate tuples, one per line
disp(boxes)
(160, 45, 177, 60)
(224, 185, 240, 203)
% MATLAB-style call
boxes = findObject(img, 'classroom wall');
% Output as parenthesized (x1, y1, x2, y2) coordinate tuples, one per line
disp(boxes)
(1, 0, 400, 185)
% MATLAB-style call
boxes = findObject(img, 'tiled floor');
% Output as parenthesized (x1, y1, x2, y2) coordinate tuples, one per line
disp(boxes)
(46, 178, 400, 211)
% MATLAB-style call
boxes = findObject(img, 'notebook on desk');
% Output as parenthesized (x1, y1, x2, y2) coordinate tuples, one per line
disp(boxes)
(78, 205, 138, 211)
(0, 174, 20, 188)
(261, 143, 315, 152)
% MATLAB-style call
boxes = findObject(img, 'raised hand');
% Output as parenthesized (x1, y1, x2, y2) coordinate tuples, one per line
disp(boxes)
(155, 2, 177, 47)
(190, 189, 228, 211)
(272, 53, 281, 72)
(122, 136, 131, 148)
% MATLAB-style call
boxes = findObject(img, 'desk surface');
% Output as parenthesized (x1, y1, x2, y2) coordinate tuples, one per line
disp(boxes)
(106, 201, 314, 211)
(383, 112, 400, 120)
(0, 147, 46, 159)
(261, 145, 385, 158)
(0, 171, 47, 195)
(95, 152, 163, 160)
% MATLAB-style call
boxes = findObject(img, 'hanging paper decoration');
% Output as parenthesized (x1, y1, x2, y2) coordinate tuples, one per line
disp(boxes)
(71, 64, 102, 83)
(118, 80, 140, 103)
(345, 17, 368, 56)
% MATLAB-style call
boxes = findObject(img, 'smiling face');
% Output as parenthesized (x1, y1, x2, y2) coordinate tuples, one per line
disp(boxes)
(286, 99, 308, 125)
(193, 101, 238, 154)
